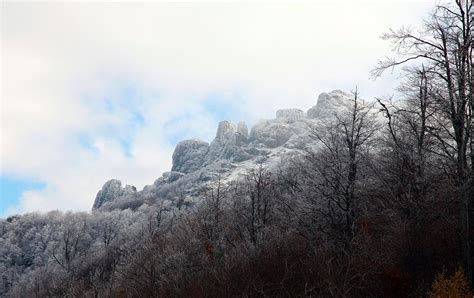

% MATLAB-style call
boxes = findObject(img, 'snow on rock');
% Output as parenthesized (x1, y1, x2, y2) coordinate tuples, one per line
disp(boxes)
(171, 139, 210, 174)
(92, 90, 374, 211)
(276, 109, 305, 122)
(307, 90, 354, 119)
(249, 119, 297, 148)
(154, 171, 186, 187)
(249, 111, 310, 149)
(237, 121, 248, 137)
(93, 179, 137, 209)
(203, 120, 251, 164)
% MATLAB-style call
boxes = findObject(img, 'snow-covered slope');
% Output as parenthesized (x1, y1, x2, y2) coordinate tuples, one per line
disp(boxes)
(92, 90, 367, 211)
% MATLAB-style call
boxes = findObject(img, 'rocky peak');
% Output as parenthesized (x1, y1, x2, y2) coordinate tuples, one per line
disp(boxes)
(307, 90, 354, 119)
(93, 179, 137, 209)
(216, 121, 233, 137)
(171, 139, 210, 174)
(204, 120, 251, 165)
(237, 121, 248, 138)
(93, 90, 368, 211)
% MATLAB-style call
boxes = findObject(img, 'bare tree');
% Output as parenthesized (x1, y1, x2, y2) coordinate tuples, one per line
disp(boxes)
(52, 213, 89, 274)
(372, 0, 473, 278)
(291, 89, 378, 247)
(196, 176, 229, 258)
(231, 164, 276, 250)
(375, 67, 442, 223)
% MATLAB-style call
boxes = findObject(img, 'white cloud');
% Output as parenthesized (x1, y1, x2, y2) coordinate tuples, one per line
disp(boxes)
(1, 1, 434, 215)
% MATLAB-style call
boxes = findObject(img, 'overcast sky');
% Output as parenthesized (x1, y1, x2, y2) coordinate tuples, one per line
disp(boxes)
(1, 1, 434, 217)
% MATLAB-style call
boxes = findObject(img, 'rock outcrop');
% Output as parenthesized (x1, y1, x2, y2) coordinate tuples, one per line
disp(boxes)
(248, 109, 309, 149)
(276, 109, 305, 122)
(307, 90, 353, 119)
(203, 120, 251, 165)
(171, 139, 209, 174)
(93, 90, 370, 211)
(93, 179, 137, 209)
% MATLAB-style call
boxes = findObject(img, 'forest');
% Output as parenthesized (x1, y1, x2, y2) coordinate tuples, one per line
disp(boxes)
(1, 0, 473, 297)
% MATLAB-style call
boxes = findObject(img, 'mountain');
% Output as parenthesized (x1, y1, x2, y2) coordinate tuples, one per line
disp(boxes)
(92, 90, 361, 211)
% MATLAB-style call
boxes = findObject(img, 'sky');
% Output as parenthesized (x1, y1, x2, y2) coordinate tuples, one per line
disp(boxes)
(1, 1, 434, 217)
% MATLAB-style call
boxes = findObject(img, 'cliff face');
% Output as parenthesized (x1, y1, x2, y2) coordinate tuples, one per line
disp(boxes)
(93, 179, 137, 209)
(171, 139, 210, 174)
(92, 90, 362, 211)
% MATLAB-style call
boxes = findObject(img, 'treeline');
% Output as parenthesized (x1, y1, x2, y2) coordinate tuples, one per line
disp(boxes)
(1, 0, 473, 296)
(0, 150, 462, 297)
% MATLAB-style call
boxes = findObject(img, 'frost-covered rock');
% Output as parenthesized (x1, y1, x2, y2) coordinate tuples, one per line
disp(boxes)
(249, 119, 295, 148)
(276, 109, 304, 122)
(203, 121, 251, 164)
(307, 90, 354, 119)
(93, 179, 137, 209)
(249, 114, 309, 149)
(154, 171, 186, 188)
(237, 121, 248, 137)
(93, 90, 373, 212)
(172, 139, 209, 173)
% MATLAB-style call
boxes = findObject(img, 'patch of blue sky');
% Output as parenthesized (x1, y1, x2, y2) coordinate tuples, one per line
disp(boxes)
(166, 129, 197, 147)
(119, 138, 134, 158)
(163, 111, 208, 146)
(164, 90, 250, 146)
(202, 90, 247, 123)
(79, 84, 147, 158)
(103, 92, 146, 127)
(79, 85, 249, 156)
(0, 175, 46, 217)
(77, 133, 100, 154)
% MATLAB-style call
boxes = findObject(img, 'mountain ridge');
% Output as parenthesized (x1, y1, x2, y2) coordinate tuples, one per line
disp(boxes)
(92, 90, 364, 211)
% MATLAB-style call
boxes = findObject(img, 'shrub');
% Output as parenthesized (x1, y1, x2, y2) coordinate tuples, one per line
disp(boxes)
(428, 269, 472, 298)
